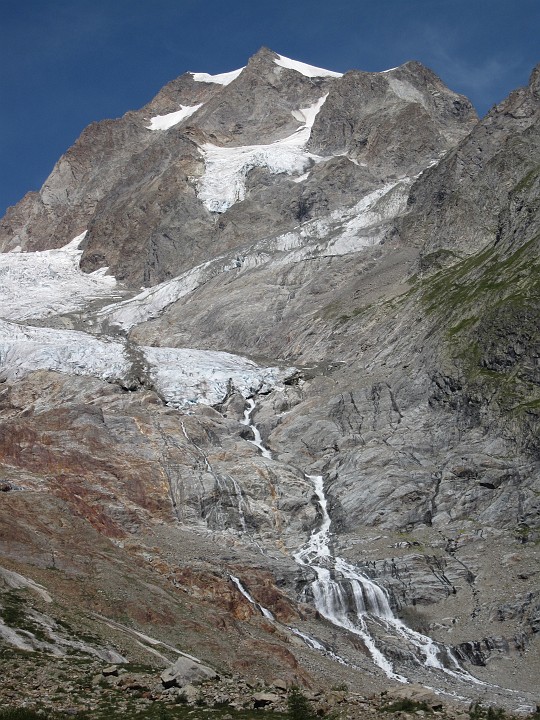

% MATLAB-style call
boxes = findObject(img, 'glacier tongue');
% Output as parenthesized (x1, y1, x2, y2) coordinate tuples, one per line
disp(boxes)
(0, 320, 129, 384)
(0, 318, 291, 408)
(143, 346, 293, 408)
(0, 232, 120, 322)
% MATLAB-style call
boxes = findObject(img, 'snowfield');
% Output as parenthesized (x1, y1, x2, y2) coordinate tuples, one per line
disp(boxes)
(274, 54, 343, 78)
(147, 104, 203, 130)
(190, 68, 243, 85)
(197, 96, 327, 213)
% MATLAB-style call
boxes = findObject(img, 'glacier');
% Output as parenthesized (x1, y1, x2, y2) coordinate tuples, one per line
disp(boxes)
(196, 95, 328, 213)
(0, 232, 121, 322)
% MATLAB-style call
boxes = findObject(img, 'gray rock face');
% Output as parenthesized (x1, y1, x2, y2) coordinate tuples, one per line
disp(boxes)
(0, 72, 222, 255)
(400, 62, 540, 259)
(308, 61, 477, 174)
(0, 47, 476, 289)
(0, 48, 539, 708)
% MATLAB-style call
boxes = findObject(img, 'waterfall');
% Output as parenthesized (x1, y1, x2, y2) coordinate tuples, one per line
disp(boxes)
(230, 575, 274, 620)
(230, 575, 352, 665)
(293, 474, 479, 684)
(242, 398, 272, 459)
(232, 398, 479, 687)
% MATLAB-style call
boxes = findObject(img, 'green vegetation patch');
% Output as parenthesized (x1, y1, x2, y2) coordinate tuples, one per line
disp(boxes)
(421, 236, 540, 320)
(513, 165, 540, 195)
(418, 231, 540, 450)
(0, 592, 48, 642)
(0, 711, 48, 720)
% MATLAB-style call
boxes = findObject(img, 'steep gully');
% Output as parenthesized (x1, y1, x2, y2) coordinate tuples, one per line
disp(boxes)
(230, 395, 485, 691)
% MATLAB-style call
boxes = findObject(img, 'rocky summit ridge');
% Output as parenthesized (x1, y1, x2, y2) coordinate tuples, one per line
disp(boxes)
(0, 48, 539, 715)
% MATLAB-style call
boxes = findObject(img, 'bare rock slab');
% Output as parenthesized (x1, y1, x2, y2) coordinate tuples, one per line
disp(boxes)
(160, 656, 217, 689)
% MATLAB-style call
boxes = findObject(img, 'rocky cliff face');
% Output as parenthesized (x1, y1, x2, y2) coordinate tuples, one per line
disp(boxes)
(0, 48, 538, 712)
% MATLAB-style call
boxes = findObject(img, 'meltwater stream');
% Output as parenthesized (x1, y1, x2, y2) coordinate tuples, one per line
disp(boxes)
(241, 398, 272, 459)
(294, 474, 476, 684)
(239, 398, 478, 686)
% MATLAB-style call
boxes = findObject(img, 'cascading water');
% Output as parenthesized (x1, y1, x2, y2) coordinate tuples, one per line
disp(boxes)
(230, 575, 275, 620)
(229, 574, 351, 666)
(242, 398, 272, 459)
(293, 475, 403, 680)
(233, 398, 480, 688)
(294, 474, 479, 684)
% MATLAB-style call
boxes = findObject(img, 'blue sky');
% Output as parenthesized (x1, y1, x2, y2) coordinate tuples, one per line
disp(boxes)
(1, 0, 538, 217)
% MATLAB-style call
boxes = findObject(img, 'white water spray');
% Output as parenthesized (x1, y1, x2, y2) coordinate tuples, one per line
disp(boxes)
(293, 474, 477, 684)
(230, 575, 274, 620)
(242, 398, 272, 459)
(233, 400, 479, 687)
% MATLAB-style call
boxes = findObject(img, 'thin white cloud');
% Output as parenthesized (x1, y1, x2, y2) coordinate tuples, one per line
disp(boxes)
(406, 23, 527, 112)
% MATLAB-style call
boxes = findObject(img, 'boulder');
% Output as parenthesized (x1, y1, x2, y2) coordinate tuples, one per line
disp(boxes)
(101, 665, 119, 677)
(160, 656, 217, 689)
(252, 692, 280, 707)
(179, 684, 199, 704)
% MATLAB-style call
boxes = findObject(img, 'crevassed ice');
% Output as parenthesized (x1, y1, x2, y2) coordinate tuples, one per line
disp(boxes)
(147, 104, 203, 131)
(274, 54, 342, 78)
(197, 95, 327, 213)
(0, 319, 292, 408)
(190, 68, 244, 85)
(144, 346, 291, 408)
(0, 232, 121, 322)
(0, 320, 129, 384)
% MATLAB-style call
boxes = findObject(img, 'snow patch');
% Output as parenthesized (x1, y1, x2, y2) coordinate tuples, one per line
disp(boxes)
(147, 104, 203, 130)
(197, 95, 327, 213)
(274, 54, 342, 78)
(0, 232, 121, 322)
(100, 177, 412, 331)
(190, 68, 243, 85)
